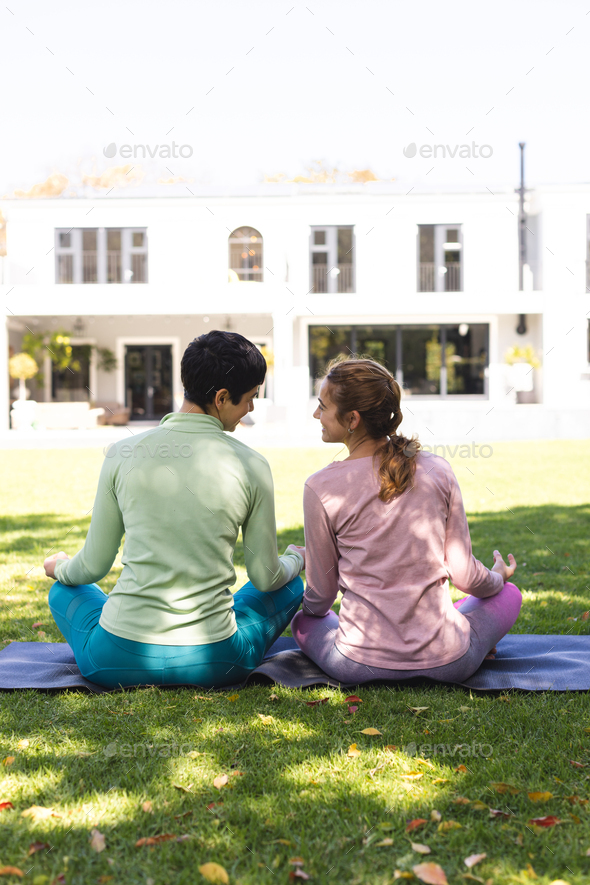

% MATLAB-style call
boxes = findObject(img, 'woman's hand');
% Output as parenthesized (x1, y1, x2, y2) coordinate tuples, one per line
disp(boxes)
(491, 549, 516, 583)
(43, 551, 70, 579)
(288, 544, 306, 569)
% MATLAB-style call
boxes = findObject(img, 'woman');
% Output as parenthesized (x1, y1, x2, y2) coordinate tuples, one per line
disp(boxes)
(43, 331, 304, 690)
(291, 357, 521, 684)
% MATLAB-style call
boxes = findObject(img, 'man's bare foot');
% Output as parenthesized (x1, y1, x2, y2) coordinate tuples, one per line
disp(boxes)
(484, 645, 497, 660)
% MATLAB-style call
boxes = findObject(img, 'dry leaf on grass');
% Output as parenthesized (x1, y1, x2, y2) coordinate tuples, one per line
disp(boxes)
(135, 833, 186, 847)
(464, 853, 487, 869)
(257, 714, 274, 724)
(173, 783, 194, 793)
(213, 774, 229, 789)
(17, 739, 29, 749)
(305, 697, 329, 707)
(21, 806, 61, 821)
(454, 765, 468, 773)
(408, 706, 429, 714)
(430, 810, 442, 822)
(141, 800, 153, 813)
(198, 862, 229, 884)
(406, 818, 427, 832)
(0, 802, 14, 813)
(471, 801, 488, 811)
(361, 728, 382, 736)
(89, 828, 106, 853)
(411, 842, 431, 854)
(0, 867, 24, 878)
(374, 837, 394, 847)
(347, 743, 361, 757)
(400, 772, 423, 780)
(438, 821, 462, 833)
(528, 816, 561, 827)
(227, 694, 239, 702)
(528, 791, 553, 802)
(289, 871, 310, 880)
(348, 705, 358, 714)
(2, 757, 15, 767)
(432, 778, 449, 785)
(566, 795, 588, 805)
(489, 809, 511, 818)
(569, 760, 585, 768)
(453, 797, 471, 805)
(28, 842, 50, 856)
(489, 782, 519, 794)
(413, 861, 448, 885)
(345, 695, 362, 703)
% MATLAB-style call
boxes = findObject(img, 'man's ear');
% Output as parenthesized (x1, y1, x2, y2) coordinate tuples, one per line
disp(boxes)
(213, 388, 230, 409)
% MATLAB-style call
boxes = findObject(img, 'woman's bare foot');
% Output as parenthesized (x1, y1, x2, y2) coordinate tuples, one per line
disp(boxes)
(484, 645, 497, 660)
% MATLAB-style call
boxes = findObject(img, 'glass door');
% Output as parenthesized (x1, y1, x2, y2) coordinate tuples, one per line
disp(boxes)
(125, 345, 173, 420)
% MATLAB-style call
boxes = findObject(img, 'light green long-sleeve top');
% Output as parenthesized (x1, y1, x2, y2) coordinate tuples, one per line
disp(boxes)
(54, 413, 303, 645)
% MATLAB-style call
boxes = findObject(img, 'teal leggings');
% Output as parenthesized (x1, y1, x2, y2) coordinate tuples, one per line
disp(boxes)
(48, 577, 303, 690)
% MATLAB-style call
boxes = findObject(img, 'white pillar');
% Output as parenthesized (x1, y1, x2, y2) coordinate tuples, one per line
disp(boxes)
(0, 314, 9, 431)
(271, 310, 294, 410)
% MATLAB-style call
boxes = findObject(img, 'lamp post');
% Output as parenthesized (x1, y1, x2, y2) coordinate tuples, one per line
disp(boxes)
(516, 142, 527, 334)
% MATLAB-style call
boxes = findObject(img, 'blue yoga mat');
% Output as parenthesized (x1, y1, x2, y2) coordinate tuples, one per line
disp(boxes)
(0, 634, 588, 692)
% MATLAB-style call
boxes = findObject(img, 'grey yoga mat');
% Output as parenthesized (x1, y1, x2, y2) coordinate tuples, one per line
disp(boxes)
(0, 634, 588, 693)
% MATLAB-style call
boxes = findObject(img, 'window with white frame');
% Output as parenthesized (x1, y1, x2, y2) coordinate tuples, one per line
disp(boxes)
(418, 224, 462, 292)
(310, 226, 355, 293)
(228, 227, 263, 282)
(55, 228, 148, 284)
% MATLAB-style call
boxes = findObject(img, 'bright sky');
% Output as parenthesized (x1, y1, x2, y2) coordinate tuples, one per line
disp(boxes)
(3, 0, 590, 195)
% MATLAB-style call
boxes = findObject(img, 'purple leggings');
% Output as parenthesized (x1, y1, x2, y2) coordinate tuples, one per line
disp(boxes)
(291, 582, 522, 684)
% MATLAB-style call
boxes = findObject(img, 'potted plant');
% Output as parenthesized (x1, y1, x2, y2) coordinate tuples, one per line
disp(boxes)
(505, 344, 540, 403)
(9, 353, 39, 429)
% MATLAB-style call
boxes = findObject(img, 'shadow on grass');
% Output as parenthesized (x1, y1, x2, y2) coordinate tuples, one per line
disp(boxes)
(0, 514, 91, 557)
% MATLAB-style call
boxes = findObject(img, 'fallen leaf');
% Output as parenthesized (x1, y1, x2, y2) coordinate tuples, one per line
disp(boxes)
(406, 818, 427, 832)
(141, 801, 153, 813)
(213, 774, 229, 790)
(269, 693, 279, 701)
(471, 801, 488, 811)
(565, 795, 588, 805)
(569, 760, 585, 768)
(453, 797, 471, 805)
(384, 745, 398, 752)
(416, 758, 435, 770)
(289, 857, 306, 865)
(528, 791, 553, 802)
(461, 875, 484, 884)
(28, 842, 50, 857)
(582, 611, 590, 621)
(2, 757, 15, 767)
(400, 773, 423, 780)
(267, 839, 293, 846)
(394, 873, 414, 880)
(305, 697, 329, 707)
(0, 868, 24, 878)
(570, 813, 581, 823)
(198, 862, 229, 884)
(257, 714, 274, 724)
(348, 706, 358, 714)
(374, 837, 394, 847)
(135, 834, 180, 847)
(174, 811, 193, 820)
(413, 861, 448, 885)
(408, 706, 429, 714)
(32, 622, 44, 629)
(411, 842, 431, 855)
(17, 739, 30, 749)
(348, 743, 362, 757)
(528, 816, 561, 827)
(173, 783, 194, 793)
(227, 694, 239, 702)
(490, 782, 519, 794)
(21, 806, 61, 821)
(194, 695, 213, 701)
(459, 705, 470, 712)
(438, 821, 462, 833)
(464, 853, 487, 869)
(52, 876, 66, 885)
(524, 863, 537, 879)
(206, 802, 223, 811)
(432, 778, 449, 785)
(489, 809, 511, 818)
(289, 872, 310, 881)
(33, 876, 51, 885)
(0, 802, 14, 812)
(454, 765, 468, 773)
(430, 810, 442, 822)
(361, 728, 382, 736)
(89, 828, 106, 853)
(345, 695, 362, 703)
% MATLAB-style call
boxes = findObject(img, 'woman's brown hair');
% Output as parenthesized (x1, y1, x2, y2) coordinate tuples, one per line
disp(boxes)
(324, 356, 420, 500)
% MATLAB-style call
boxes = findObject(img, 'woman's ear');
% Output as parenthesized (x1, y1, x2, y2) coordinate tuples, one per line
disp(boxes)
(349, 410, 361, 431)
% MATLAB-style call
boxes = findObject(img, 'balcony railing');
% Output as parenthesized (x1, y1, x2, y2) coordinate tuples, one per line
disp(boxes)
(419, 263, 462, 292)
(57, 254, 73, 284)
(107, 251, 122, 283)
(131, 253, 148, 283)
(82, 252, 97, 283)
(312, 263, 354, 293)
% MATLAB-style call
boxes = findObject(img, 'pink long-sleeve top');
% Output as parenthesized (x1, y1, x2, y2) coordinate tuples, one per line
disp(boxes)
(302, 451, 503, 669)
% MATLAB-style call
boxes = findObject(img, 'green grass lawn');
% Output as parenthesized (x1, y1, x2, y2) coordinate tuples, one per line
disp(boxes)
(1, 440, 590, 885)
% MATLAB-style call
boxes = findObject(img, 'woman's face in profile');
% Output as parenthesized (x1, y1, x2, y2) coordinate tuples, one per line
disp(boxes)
(313, 379, 346, 443)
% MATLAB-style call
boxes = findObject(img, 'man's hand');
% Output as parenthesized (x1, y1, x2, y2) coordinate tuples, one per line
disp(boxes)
(491, 549, 517, 583)
(287, 544, 306, 569)
(43, 551, 70, 579)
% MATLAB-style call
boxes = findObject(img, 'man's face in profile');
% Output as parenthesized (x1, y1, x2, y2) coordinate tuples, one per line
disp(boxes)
(215, 385, 260, 432)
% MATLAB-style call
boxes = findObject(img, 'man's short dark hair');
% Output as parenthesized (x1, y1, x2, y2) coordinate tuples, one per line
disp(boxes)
(181, 330, 267, 409)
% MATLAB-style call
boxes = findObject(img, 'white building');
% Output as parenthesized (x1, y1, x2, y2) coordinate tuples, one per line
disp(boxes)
(1, 183, 589, 439)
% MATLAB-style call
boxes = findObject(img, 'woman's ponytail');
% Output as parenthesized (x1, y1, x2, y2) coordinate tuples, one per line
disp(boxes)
(324, 357, 421, 501)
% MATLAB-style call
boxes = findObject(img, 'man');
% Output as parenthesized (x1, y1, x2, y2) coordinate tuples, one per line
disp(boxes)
(44, 330, 304, 689)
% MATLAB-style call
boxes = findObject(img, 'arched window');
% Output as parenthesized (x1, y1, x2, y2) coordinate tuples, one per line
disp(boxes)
(228, 227, 263, 282)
